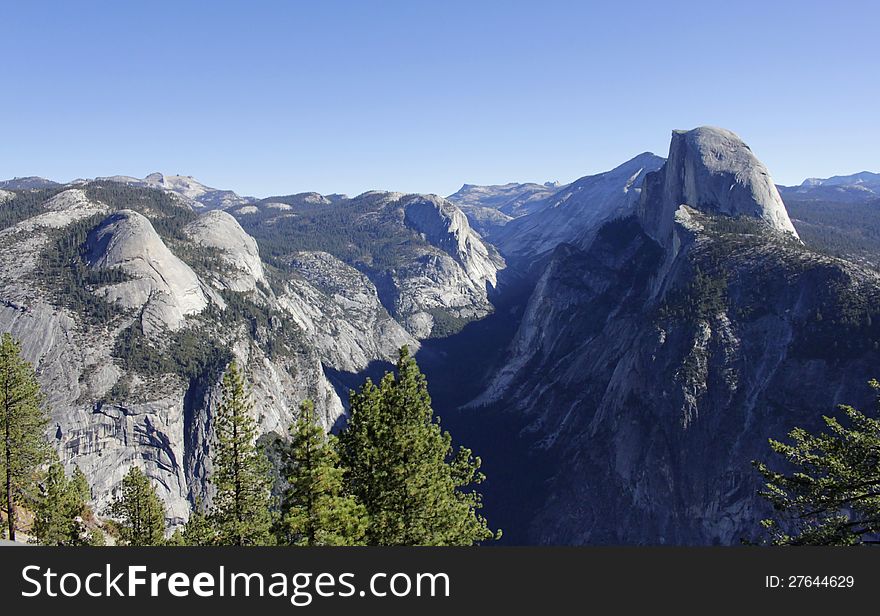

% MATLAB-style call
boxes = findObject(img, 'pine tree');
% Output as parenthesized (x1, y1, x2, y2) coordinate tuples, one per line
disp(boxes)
(210, 361, 275, 545)
(278, 400, 367, 546)
(339, 346, 498, 545)
(110, 466, 166, 546)
(0, 333, 51, 541)
(755, 379, 880, 545)
(180, 498, 215, 546)
(89, 527, 106, 546)
(70, 465, 91, 505)
(32, 462, 90, 545)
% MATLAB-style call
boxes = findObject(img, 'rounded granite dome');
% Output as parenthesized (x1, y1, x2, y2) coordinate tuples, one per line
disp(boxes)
(639, 126, 800, 244)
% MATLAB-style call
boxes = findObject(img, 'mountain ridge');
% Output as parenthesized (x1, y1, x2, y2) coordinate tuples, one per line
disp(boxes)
(3, 127, 880, 545)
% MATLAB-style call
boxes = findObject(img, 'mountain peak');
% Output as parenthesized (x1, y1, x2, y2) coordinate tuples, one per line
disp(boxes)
(0, 176, 60, 190)
(639, 126, 799, 243)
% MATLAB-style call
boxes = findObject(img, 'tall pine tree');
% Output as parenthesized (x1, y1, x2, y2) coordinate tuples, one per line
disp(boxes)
(210, 361, 275, 545)
(339, 346, 497, 545)
(32, 462, 91, 545)
(110, 466, 166, 546)
(278, 400, 367, 545)
(0, 333, 51, 541)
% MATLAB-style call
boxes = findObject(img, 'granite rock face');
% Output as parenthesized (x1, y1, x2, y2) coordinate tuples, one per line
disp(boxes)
(279, 250, 417, 373)
(0, 186, 415, 527)
(638, 127, 799, 246)
(184, 210, 267, 292)
(395, 194, 505, 337)
(497, 153, 665, 259)
(86, 210, 210, 334)
(403, 194, 502, 289)
(475, 127, 880, 544)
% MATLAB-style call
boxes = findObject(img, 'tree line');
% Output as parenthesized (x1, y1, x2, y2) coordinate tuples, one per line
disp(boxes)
(1, 334, 497, 546)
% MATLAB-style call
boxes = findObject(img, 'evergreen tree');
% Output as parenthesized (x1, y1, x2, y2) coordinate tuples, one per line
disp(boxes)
(32, 462, 90, 545)
(755, 380, 880, 545)
(180, 498, 216, 546)
(70, 465, 91, 505)
(89, 527, 106, 546)
(166, 528, 185, 546)
(339, 346, 498, 545)
(277, 400, 367, 546)
(210, 361, 275, 545)
(0, 333, 51, 541)
(110, 466, 166, 546)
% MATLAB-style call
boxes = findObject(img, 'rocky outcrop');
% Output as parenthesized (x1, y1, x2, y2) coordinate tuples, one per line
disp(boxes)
(403, 195, 503, 289)
(0, 187, 356, 527)
(14, 189, 109, 232)
(394, 195, 505, 337)
(277, 251, 417, 373)
(86, 210, 209, 335)
(95, 172, 254, 210)
(184, 210, 266, 292)
(638, 127, 799, 246)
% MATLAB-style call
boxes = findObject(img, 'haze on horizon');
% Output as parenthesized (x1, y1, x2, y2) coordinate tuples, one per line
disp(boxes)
(1, 0, 876, 198)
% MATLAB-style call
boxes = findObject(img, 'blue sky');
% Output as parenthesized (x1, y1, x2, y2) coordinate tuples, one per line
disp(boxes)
(1, 0, 876, 197)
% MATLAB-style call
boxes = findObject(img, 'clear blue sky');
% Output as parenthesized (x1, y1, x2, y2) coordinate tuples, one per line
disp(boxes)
(1, 0, 876, 197)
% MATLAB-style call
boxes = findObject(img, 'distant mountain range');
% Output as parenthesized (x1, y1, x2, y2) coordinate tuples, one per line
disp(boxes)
(777, 170, 880, 202)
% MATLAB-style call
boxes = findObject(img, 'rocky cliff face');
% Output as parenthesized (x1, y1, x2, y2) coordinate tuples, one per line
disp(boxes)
(397, 195, 504, 336)
(638, 127, 799, 247)
(184, 210, 267, 292)
(474, 127, 880, 544)
(86, 210, 211, 335)
(278, 251, 417, 373)
(0, 184, 431, 526)
(232, 190, 505, 340)
(496, 153, 666, 260)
